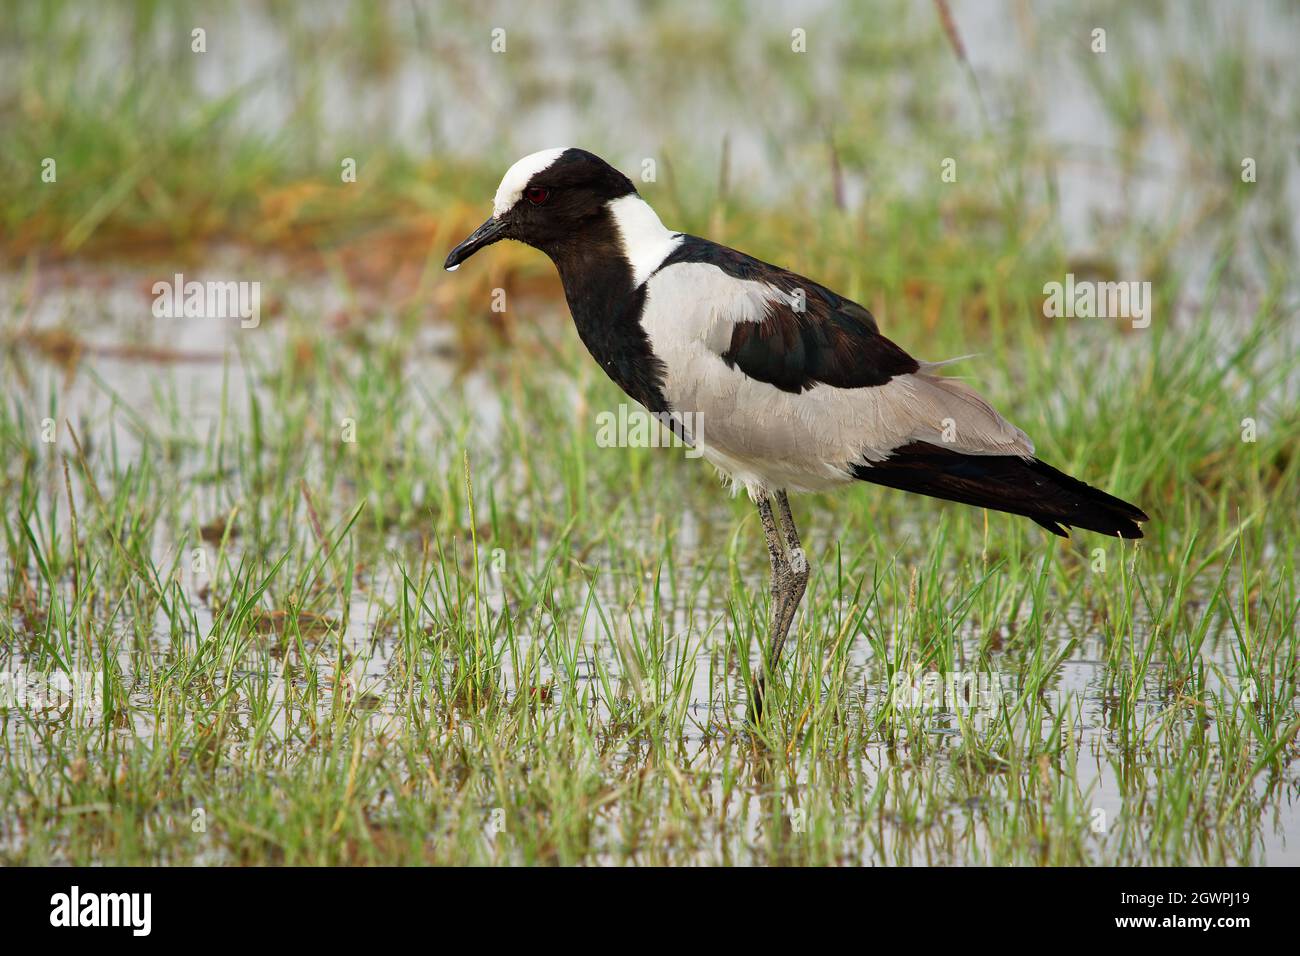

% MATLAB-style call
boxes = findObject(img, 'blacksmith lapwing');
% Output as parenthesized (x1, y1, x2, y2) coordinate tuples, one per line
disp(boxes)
(445, 148, 1149, 710)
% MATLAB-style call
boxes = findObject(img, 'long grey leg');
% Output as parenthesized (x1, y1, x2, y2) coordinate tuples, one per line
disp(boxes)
(756, 494, 788, 611)
(751, 491, 810, 719)
(752, 494, 786, 719)
(769, 491, 809, 670)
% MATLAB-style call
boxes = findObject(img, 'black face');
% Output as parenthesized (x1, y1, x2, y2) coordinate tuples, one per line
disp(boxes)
(444, 149, 636, 270)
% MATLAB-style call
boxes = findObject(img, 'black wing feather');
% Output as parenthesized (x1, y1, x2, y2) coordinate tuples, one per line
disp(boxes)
(655, 236, 919, 393)
(854, 442, 1149, 539)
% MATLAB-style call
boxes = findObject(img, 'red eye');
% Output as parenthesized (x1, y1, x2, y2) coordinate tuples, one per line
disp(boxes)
(524, 186, 550, 205)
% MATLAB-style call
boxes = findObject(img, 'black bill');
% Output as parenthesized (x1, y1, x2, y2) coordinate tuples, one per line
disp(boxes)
(444, 216, 509, 270)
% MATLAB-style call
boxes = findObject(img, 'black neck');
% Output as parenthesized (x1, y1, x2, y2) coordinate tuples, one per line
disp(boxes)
(543, 227, 670, 415)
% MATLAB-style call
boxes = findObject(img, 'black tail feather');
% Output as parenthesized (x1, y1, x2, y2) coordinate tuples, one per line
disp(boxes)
(853, 442, 1148, 539)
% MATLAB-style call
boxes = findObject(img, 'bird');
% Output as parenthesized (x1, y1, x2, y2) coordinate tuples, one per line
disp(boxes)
(444, 147, 1149, 713)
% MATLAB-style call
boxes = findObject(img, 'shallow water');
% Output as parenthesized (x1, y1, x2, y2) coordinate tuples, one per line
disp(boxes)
(3, 265, 1296, 864)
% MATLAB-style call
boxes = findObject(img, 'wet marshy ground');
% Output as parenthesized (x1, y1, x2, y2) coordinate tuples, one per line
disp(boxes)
(1, 0, 1298, 864)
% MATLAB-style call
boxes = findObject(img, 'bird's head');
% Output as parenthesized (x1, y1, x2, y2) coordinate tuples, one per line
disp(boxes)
(444, 148, 638, 270)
